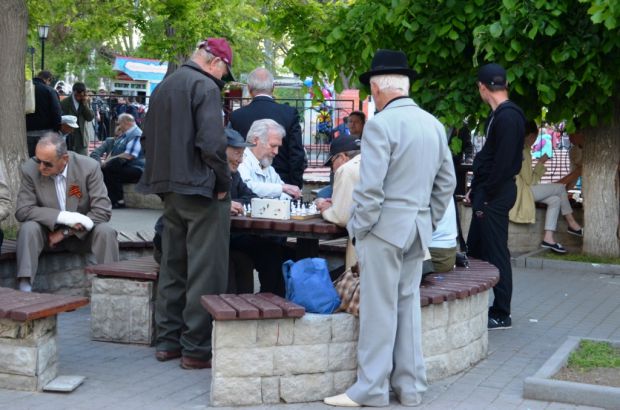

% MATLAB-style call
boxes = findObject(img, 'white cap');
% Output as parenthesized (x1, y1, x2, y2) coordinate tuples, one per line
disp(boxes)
(61, 115, 79, 128)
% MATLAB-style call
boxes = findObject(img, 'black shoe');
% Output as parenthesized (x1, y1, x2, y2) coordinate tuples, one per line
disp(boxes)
(567, 227, 583, 237)
(488, 316, 512, 330)
(541, 241, 566, 253)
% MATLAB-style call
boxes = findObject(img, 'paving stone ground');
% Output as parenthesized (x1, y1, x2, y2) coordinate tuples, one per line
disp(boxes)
(1, 210, 619, 409)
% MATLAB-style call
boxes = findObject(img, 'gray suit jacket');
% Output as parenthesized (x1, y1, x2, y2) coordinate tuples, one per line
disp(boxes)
(347, 97, 455, 249)
(15, 152, 112, 239)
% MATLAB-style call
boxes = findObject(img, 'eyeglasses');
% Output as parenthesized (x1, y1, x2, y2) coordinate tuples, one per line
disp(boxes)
(32, 156, 55, 168)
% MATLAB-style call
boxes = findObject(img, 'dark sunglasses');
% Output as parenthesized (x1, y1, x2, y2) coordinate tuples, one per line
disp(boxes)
(32, 156, 55, 168)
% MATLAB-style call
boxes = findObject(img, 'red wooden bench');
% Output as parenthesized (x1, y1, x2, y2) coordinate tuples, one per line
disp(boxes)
(84, 255, 159, 281)
(0, 287, 89, 321)
(201, 292, 305, 320)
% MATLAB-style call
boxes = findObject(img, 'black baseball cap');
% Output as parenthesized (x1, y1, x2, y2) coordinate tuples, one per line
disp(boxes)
(225, 127, 255, 148)
(478, 63, 507, 87)
(324, 135, 361, 166)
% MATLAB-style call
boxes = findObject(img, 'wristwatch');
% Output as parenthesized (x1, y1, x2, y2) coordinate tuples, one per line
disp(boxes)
(62, 228, 71, 238)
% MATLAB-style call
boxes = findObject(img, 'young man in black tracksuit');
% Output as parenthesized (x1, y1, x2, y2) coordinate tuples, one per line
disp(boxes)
(466, 63, 525, 330)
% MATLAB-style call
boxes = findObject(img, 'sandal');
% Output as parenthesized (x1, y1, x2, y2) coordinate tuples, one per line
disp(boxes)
(541, 241, 567, 253)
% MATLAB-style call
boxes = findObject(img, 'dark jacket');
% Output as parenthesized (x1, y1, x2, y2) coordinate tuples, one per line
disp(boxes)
(136, 61, 231, 197)
(231, 171, 256, 205)
(229, 96, 306, 188)
(471, 100, 525, 209)
(26, 78, 62, 132)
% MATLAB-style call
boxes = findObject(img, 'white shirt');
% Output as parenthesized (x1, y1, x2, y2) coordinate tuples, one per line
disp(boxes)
(430, 199, 458, 249)
(237, 148, 290, 199)
(54, 163, 69, 211)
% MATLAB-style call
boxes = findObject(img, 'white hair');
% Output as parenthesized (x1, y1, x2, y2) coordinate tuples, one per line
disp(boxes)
(248, 68, 274, 94)
(247, 118, 285, 144)
(370, 74, 409, 94)
(117, 113, 136, 124)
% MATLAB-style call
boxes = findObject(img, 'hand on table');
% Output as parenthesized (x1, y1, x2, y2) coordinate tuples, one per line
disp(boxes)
(282, 184, 302, 199)
(230, 201, 244, 216)
(315, 198, 332, 213)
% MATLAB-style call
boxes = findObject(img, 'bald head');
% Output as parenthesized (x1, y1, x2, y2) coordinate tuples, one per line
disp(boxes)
(247, 68, 274, 96)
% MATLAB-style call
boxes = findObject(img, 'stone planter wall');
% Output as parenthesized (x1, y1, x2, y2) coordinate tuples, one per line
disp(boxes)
(0, 316, 58, 391)
(210, 288, 490, 406)
(0, 248, 152, 296)
(458, 203, 584, 254)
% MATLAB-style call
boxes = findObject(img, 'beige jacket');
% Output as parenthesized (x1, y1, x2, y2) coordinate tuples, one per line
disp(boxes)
(321, 155, 360, 268)
(509, 147, 546, 224)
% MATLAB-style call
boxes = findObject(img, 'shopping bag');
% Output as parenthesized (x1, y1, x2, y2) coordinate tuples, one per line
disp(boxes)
(282, 258, 341, 314)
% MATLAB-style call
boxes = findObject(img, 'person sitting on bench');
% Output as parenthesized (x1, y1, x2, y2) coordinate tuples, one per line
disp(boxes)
(510, 120, 583, 254)
(15, 133, 119, 292)
(422, 199, 458, 274)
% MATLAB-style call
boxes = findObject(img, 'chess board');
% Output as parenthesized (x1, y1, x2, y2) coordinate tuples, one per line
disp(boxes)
(290, 213, 321, 220)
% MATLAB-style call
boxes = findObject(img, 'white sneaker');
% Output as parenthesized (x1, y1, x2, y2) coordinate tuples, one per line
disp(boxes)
(18, 279, 32, 292)
(324, 393, 361, 407)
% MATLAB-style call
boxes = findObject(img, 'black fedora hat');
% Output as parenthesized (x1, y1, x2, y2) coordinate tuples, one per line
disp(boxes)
(359, 49, 417, 86)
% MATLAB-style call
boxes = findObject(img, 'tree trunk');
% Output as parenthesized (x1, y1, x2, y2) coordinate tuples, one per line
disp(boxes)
(581, 98, 620, 257)
(0, 0, 28, 230)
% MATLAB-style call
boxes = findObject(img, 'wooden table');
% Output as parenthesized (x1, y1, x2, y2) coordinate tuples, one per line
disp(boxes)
(230, 215, 347, 259)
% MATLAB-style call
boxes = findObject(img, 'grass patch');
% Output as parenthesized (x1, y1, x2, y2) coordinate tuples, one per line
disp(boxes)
(543, 251, 620, 266)
(567, 340, 620, 370)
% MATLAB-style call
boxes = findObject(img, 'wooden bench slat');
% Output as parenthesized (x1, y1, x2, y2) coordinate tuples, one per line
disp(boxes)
(201, 295, 237, 320)
(10, 297, 89, 321)
(239, 294, 283, 318)
(0, 292, 54, 318)
(257, 293, 305, 318)
(219, 294, 260, 319)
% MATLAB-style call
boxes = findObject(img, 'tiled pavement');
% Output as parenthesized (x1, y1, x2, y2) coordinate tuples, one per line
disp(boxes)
(1, 210, 619, 409)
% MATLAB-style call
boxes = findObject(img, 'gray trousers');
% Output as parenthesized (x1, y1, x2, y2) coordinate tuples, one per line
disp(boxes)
(347, 230, 428, 406)
(530, 183, 573, 231)
(16, 221, 119, 281)
(155, 192, 230, 360)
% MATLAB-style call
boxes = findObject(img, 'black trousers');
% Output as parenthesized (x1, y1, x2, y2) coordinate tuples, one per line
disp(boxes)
(230, 234, 286, 297)
(102, 159, 142, 204)
(467, 181, 517, 320)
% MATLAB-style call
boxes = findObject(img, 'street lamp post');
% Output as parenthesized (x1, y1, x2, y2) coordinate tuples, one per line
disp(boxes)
(37, 24, 49, 70)
(28, 46, 35, 76)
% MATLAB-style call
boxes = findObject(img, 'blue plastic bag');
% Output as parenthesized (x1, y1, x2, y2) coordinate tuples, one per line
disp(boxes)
(282, 258, 341, 314)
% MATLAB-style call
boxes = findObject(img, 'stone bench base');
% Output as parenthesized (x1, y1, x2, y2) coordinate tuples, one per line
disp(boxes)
(123, 184, 163, 209)
(0, 316, 58, 391)
(210, 289, 490, 406)
(91, 277, 155, 344)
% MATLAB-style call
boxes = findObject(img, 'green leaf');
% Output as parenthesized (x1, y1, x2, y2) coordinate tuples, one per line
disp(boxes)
(448, 30, 459, 40)
(544, 25, 557, 36)
(502, 0, 516, 11)
(489, 22, 503, 38)
(510, 39, 522, 52)
(528, 25, 538, 39)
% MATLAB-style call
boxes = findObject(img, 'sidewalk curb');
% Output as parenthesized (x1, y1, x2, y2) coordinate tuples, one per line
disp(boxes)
(523, 250, 620, 274)
(523, 336, 620, 408)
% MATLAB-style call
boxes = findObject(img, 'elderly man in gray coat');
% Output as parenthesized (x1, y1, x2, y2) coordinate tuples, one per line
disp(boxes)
(324, 50, 456, 407)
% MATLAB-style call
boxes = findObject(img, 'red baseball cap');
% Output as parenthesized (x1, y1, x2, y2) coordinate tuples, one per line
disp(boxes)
(198, 38, 235, 81)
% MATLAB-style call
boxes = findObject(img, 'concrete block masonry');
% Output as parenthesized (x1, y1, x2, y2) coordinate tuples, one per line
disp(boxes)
(210, 289, 491, 406)
(0, 317, 59, 391)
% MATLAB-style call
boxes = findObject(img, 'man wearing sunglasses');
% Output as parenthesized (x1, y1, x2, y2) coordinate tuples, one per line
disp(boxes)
(15, 133, 118, 292)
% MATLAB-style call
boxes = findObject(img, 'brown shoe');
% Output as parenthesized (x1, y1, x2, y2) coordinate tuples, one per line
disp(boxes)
(155, 350, 181, 362)
(180, 356, 212, 369)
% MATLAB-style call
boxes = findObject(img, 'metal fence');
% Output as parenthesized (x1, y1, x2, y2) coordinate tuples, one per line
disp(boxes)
(89, 95, 357, 168)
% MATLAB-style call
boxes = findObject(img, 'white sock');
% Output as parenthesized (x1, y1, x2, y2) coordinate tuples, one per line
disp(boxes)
(18, 278, 32, 292)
